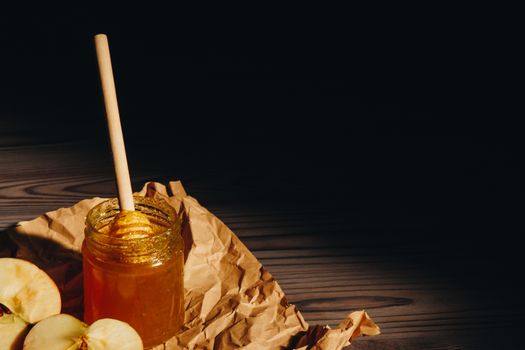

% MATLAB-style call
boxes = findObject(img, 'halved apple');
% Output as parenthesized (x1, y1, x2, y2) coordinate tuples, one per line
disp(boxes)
(23, 314, 143, 350)
(0, 258, 62, 350)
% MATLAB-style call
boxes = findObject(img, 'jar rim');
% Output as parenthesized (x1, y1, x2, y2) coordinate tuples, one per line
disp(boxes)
(84, 196, 182, 264)
(85, 196, 178, 243)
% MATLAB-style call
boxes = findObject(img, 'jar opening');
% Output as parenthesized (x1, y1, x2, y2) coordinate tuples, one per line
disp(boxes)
(84, 197, 181, 264)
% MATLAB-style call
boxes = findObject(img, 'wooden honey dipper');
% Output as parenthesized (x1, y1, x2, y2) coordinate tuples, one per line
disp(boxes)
(94, 34, 153, 237)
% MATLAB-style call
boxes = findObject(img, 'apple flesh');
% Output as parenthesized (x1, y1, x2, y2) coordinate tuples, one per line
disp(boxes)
(23, 314, 143, 350)
(0, 258, 62, 350)
(0, 258, 61, 323)
(0, 311, 28, 350)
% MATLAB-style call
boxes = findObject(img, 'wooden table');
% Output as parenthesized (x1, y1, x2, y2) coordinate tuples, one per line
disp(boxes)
(1, 124, 522, 350)
(1, 11, 523, 348)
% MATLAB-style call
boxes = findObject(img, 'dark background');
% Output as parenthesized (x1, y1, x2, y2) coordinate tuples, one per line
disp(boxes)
(1, 8, 522, 292)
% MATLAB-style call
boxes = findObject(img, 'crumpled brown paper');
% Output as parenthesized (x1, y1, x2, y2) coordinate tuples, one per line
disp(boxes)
(6, 181, 379, 349)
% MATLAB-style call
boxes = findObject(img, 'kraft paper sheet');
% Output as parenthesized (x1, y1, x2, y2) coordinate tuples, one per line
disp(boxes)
(5, 181, 379, 349)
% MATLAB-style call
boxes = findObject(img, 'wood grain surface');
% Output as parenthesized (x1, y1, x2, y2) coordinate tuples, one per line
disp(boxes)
(0, 11, 522, 349)
(1, 137, 522, 350)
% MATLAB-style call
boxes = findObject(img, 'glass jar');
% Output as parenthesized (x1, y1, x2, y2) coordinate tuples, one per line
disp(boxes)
(83, 196, 184, 348)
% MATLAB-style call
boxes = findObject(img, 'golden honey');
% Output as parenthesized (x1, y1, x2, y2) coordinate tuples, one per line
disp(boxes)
(83, 197, 184, 348)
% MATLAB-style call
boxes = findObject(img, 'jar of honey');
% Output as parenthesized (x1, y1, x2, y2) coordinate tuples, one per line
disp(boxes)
(83, 196, 184, 348)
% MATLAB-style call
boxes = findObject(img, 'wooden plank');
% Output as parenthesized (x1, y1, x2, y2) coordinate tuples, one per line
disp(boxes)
(0, 140, 522, 349)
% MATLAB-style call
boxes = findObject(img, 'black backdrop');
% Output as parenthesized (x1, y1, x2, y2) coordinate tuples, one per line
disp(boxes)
(1, 9, 522, 276)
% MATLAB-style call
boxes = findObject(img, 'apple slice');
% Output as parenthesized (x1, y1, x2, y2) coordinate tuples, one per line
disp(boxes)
(0, 258, 62, 350)
(0, 311, 28, 350)
(0, 258, 61, 323)
(23, 314, 143, 350)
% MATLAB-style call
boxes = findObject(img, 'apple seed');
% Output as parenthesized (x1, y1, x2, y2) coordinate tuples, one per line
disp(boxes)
(0, 303, 12, 316)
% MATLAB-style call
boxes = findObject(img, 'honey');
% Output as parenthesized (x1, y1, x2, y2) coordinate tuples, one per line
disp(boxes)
(83, 197, 184, 348)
